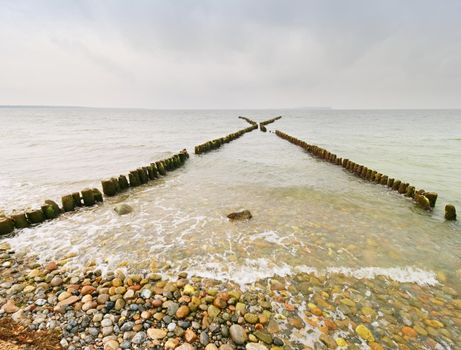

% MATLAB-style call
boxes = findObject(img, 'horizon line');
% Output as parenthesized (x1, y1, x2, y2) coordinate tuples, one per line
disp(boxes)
(1, 104, 461, 111)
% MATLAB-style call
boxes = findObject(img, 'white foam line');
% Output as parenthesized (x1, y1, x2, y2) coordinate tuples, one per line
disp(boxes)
(325, 266, 438, 285)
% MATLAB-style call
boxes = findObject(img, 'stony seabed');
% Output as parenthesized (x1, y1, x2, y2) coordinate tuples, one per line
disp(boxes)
(0, 242, 460, 350)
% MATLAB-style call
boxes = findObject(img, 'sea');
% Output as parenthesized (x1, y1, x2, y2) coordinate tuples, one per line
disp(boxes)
(0, 107, 460, 291)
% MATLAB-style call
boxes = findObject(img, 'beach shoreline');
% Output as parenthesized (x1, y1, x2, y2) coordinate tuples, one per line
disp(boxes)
(1, 242, 460, 350)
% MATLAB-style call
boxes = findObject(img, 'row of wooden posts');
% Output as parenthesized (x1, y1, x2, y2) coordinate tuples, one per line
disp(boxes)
(260, 116, 282, 126)
(101, 149, 189, 197)
(194, 125, 258, 154)
(275, 130, 457, 221)
(238, 116, 258, 126)
(0, 150, 190, 236)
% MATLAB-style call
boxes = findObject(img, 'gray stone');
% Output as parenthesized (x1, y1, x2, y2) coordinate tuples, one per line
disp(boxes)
(114, 204, 133, 216)
(120, 321, 134, 332)
(229, 324, 247, 345)
(131, 331, 146, 344)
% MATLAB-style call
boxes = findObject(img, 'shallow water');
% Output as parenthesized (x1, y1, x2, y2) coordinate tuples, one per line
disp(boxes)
(0, 108, 460, 291)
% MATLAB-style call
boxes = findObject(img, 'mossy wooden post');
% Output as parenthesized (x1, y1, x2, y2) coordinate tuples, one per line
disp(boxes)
(45, 200, 60, 215)
(380, 175, 388, 185)
(415, 193, 431, 210)
(387, 178, 394, 188)
(138, 168, 148, 184)
(42, 200, 60, 219)
(26, 209, 45, 224)
(129, 171, 141, 187)
(405, 186, 415, 198)
(111, 177, 121, 193)
(41, 204, 57, 220)
(93, 188, 103, 202)
(72, 192, 83, 207)
(398, 182, 409, 194)
(0, 217, 15, 235)
(150, 163, 159, 178)
(62, 194, 75, 212)
(156, 161, 166, 176)
(392, 180, 401, 191)
(147, 165, 155, 180)
(118, 175, 129, 190)
(424, 192, 438, 208)
(81, 188, 95, 207)
(375, 173, 382, 183)
(102, 179, 117, 196)
(11, 213, 30, 229)
(445, 204, 456, 220)
(370, 171, 377, 182)
(142, 167, 151, 181)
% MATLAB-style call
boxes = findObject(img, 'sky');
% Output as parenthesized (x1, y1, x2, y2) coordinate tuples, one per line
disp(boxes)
(1, 0, 460, 109)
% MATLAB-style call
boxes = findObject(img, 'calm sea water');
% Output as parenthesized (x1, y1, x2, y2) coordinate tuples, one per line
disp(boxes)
(0, 107, 460, 289)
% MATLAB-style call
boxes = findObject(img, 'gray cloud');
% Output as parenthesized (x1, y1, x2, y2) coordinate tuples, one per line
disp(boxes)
(0, 0, 460, 108)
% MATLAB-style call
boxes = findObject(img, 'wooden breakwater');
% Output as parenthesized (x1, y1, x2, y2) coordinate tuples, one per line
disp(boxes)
(194, 125, 257, 154)
(259, 116, 282, 132)
(0, 149, 190, 236)
(238, 116, 257, 126)
(260, 116, 282, 126)
(275, 130, 457, 220)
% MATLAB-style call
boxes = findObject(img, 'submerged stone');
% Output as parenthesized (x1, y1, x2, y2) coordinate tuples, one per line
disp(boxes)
(227, 210, 252, 221)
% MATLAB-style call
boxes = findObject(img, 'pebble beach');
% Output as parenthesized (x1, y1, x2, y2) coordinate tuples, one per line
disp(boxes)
(1, 240, 461, 350)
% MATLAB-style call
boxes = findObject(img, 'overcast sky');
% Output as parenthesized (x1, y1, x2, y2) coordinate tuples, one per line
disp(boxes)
(1, 0, 460, 109)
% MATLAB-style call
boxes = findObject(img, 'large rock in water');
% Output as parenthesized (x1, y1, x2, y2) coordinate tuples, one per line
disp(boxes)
(227, 210, 252, 221)
(114, 204, 133, 216)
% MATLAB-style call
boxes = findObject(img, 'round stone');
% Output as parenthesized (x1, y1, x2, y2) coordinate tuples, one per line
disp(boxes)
(229, 324, 247, 345)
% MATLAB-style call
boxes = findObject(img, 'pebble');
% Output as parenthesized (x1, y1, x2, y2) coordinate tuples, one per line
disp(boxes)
(131, 331, 146, 344)
(244, 313, 259, 324)
(104, 340, 119, 350)
(230, 324, 247, 344)
(147, 328, 167, 340)
(356, 324, 375, 342)
(101, 318, 113, 327)
(50, 276, 63, 286)
(176, 305, 190, 319)
(246, 343, 267, 350)
(1, 299, 19, 313)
